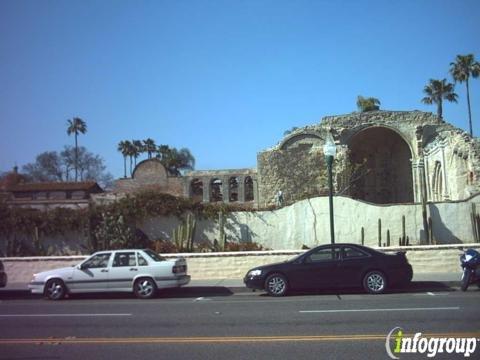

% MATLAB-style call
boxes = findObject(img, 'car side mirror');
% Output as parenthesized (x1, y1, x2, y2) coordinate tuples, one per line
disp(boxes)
(79, 264, 87, 270)
(294, 257, 307, 265)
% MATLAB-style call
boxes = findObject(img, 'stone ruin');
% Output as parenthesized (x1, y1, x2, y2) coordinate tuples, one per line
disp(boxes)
(115, 110, 480, 208)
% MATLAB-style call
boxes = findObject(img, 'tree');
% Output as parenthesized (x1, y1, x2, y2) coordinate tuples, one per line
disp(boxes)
(143, 138, 157, 159)
(450, 54, 480, 136)
(156, 145, 195, 176)
(74, 147, 112, 186)
(132, 140, 143, 168)
(22, 152, 64, 182)
(421, 79, 458, 121)
(66, 117, 87, 182)
(156, 145, 170, 160)
(117, 141, 130, 178)
(356, 96, 381, 112)
(123, 140, 135, 176)
(22, 147, 113, 188)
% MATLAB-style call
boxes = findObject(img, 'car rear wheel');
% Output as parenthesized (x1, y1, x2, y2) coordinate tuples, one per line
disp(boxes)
(134, 278, 157, 299)
(363, 271, 387, 294)
(44, 279, 66, 300)
(265, 273, 288, 297)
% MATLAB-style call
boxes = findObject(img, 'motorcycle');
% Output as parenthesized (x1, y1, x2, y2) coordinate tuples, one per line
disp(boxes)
(460, 248, 480, 291)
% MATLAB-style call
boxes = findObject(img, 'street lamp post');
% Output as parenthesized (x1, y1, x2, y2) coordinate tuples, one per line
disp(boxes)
(323, 132, 337, 245)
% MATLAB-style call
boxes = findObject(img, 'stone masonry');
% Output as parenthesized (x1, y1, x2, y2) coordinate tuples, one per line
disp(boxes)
(114, 110, 480, 209)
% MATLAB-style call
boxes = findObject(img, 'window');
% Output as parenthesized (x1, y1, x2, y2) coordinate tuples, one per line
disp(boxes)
(190, 179, 203, 203)
(82, 253, 111, 269)
(306, 247, 340, 263)
(137, 253, 148, 266)
(343, 247, 369, 259)
(144, 249, 165, 262)
(113, 252, 136, 267)
(210, 178, 223, 202)
(229, 177, 239, 202)
(245, 176, 254, 201)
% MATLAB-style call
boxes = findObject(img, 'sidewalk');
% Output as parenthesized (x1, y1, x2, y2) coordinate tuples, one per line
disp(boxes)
(0, 272, 463, 294)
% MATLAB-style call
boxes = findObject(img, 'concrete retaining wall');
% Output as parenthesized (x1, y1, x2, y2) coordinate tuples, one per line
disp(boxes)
(2, 195, 478, 256)
(140, 195, 480, 250)
(2, 244, 478, 284)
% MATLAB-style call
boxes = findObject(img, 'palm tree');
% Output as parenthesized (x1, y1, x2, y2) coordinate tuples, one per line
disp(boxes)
(421, 79, 458, 122)
(450, 54, 480, 136)
(132, 140, 143, 168)
(117, 141, 129, 178)
(356, 96, 381, 112)
(156, 144, 170, 161)
(143, 138, 157, 159)
(66, 117, 87, 182)
(120, 140, 135, 177)
(160, 147, 195, 176)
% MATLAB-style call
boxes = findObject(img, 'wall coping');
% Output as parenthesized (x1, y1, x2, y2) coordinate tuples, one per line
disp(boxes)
(2, 243, 479, 262)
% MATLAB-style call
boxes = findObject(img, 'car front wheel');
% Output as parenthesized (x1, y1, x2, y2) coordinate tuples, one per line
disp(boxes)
(265, 273, 288, 297)
(44, 279, 67, 300)
(363, 271, 387, 294)
(134, 278, 157, 299)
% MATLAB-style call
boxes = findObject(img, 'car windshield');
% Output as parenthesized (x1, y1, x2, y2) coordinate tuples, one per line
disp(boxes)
(144, 249, 166, 262)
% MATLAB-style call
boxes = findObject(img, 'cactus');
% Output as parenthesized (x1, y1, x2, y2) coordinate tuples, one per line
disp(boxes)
(172, 212, 196, 252)
(185, 212, 196, 251)
(378, 219, 382, 247)
(33, 226, 40, 253)
(172, 226, 180, 250)
(218, 210, 226, 251)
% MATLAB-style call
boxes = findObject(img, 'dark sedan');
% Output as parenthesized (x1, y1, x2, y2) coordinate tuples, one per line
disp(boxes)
(244, 243, 413, 296)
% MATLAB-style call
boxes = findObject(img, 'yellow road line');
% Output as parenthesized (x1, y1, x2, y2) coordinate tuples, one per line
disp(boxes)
(1, 333, 479, 345)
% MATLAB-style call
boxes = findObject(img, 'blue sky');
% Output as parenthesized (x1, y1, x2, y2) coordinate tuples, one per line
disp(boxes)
(1, 0, 479, 179)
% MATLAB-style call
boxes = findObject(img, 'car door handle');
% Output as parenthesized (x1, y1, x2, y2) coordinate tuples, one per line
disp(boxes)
(130, 268, 138, 271)
(101, 269, 109, 273)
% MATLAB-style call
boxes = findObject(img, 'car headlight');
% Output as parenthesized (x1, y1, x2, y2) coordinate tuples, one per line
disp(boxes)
(248, 269, 262, 277)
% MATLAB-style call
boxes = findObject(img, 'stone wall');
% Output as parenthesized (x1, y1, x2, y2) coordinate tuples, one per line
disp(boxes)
(114, 158, 185, 196)
(257, 144, 328, 207)
(137, 195, 480, 249)
(257, 111, 480, 207)
(2, 195, 479, 256)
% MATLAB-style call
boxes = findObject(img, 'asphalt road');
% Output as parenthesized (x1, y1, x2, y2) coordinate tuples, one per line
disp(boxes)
(1, 287, 479, 360)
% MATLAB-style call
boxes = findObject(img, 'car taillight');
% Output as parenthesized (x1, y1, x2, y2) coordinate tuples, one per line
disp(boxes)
(172, 265, 186, 273)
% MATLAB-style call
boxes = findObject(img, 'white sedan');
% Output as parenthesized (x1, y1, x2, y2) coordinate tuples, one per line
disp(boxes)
(28, 249, 190, 300)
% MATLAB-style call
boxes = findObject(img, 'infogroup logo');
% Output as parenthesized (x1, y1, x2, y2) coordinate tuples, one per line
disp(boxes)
(385, 327, 478, 359)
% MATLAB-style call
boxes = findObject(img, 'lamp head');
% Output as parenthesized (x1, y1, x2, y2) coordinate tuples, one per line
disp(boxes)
(323, 132, 337, 157)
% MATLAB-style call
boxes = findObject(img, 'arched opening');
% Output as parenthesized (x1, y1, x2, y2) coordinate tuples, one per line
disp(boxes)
(432, 161, 443, 201)
(229, 177, 239, 202)
(210, 178, 223, 202)
(348, 127, 414, 204)
(190, 178, 203, 203)
(245, 176, 254, 202)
